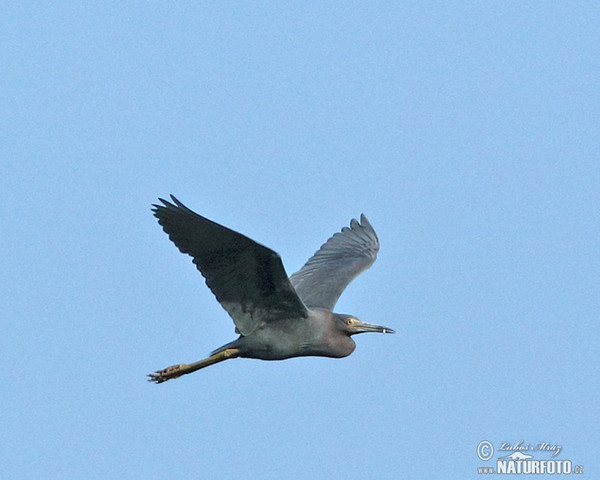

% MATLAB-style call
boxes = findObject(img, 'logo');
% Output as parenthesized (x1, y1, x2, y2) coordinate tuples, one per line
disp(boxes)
(476, 440, 584, 475)
(499, 452, 534, 461)
(477, 441, 494, 461)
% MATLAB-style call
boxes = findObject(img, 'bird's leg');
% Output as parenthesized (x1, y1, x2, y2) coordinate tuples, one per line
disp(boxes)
(147, 348, 240, 384)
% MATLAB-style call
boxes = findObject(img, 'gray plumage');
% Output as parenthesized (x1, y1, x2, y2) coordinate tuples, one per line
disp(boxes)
(149, 195, 394, 383)
(289, 214, 379, 311)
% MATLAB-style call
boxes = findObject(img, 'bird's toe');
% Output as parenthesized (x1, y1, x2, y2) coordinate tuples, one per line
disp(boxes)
(147, 364, 184, 384)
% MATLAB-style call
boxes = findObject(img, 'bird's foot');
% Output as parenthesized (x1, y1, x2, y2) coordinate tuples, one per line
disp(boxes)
(147, 364, 185, 384)
(147, 349, 240, 384)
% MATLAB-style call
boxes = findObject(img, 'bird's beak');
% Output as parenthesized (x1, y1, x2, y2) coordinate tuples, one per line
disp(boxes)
(354, 321, 395, 334)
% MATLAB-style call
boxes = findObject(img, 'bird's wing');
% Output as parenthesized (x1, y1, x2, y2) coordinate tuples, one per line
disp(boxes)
(153, 196, 308, 336)
(289, 215, 379, 311)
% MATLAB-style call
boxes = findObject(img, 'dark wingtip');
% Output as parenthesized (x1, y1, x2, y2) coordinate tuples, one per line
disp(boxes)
(151, 196, 177, 221)
(359, 214, 372, 228)
(152, 195, 177, 210)
(152, 195, 199, 222)
(169, 194, 182, 206)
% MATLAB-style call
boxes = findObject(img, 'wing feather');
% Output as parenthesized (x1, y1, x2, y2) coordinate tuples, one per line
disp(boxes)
(289, 215, 379, 311)
(153, 196, 308, 335)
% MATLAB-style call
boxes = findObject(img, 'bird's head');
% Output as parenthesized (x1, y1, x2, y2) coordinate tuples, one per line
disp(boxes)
(338, 314, 395, 336)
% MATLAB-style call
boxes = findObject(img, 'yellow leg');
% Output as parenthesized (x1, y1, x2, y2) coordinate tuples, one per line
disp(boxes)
(148, 348, 240, 384)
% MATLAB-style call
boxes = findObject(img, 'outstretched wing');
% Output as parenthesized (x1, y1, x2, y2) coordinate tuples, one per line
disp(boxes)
(289, 215, 379, 311)
(153, 196, 308, 335)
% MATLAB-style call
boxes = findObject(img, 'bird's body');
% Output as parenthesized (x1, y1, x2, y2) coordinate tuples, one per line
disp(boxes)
(216, 310, 357, 361)
(148, 196, 393, 383)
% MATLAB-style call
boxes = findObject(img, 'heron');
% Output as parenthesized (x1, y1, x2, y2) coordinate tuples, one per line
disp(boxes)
(148, 195, 394, 383)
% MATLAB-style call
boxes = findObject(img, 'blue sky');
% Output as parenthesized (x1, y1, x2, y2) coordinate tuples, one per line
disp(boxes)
(2, 3, 598, 479)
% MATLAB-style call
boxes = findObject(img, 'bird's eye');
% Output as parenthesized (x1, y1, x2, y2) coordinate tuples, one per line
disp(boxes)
(346, 318, 356, 326)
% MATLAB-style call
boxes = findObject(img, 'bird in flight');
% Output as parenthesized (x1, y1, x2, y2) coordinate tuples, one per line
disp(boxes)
(148, 195, 394, 383)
